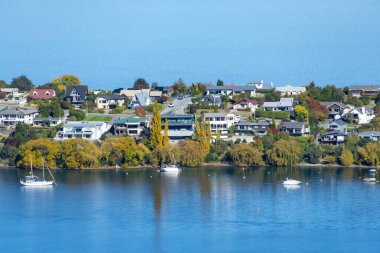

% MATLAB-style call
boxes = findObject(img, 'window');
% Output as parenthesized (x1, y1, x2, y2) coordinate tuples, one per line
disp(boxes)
(45, 91, 50, 96)
(33, 92, 37, 96)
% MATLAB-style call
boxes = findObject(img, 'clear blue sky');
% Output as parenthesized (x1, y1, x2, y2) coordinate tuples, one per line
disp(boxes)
(0, 0, 379, 89)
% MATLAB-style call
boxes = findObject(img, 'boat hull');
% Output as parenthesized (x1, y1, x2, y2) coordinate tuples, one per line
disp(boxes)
(20, 181, 54, 186)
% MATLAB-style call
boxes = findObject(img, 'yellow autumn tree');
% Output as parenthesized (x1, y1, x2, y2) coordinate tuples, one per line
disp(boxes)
(163, 119, 169, 147)
(18, 138, 61, 169)
(294, 105, 309, 124)
(62, 139, 101, 169)
(150, 102, 163, 148)
(340, 146, 354, 166)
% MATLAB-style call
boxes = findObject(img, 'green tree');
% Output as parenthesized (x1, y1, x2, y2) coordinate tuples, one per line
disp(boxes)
(266, 139, 302, 166)
(150, 102, 163, 148)
(339, 146, 354, 166)
(62, 139, 101, 169)
(52, 74, 81, 87)
(217, 79, 224, 86)
(304, 143, 322, 164)
(11, 75, 34, 91)
(0, 80, 8, 88)
(173, 78, 187, 95)
(18, 139, 61, 169)
(133, 78, 149, 89)
(101, 137, 149, 166)
(229, 144, 264, 166)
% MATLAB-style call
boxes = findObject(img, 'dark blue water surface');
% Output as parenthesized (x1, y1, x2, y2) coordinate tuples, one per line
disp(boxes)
(1, 167, 380, 252)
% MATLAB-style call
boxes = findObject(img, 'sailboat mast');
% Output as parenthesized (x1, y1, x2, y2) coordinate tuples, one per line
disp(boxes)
(42, 158, 45, 179)
(30, 155, 33, 177)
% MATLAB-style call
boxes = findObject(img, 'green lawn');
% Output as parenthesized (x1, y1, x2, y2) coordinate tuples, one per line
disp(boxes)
(83, 115, 112, 122)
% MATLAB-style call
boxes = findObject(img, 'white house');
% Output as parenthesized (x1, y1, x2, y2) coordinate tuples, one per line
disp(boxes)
(350, 106, 375, 124)
(56, 121, 111, 141)
(128, 92, 152, 109)
(229, 98, 258, 112)
(358, 131, 380, 141)
(275, 85, 306, 96)
(0, 107, 38, 125)
(263, 98, 297, 111)
(204, 113, 240, 134)
(95, 94, 125, 109)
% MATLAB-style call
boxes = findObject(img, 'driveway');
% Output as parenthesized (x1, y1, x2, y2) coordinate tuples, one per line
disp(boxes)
(161, 97, 193, 115)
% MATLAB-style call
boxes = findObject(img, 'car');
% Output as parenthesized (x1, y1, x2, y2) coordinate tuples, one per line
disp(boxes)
(168, 103, 174, 107)
(178, 96, 183, 100)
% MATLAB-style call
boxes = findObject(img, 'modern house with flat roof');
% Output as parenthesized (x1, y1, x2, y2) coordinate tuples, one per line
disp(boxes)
(204, 112, 240, 134)
(205, 85, 256, 98)
(161, 114, 195, 140)
(0, 107, 38, 125)
(113, 116, 149, 136)
(56, 121, 110, 141)
(234, 120, 271, 136)
(33, 117, 62, 127)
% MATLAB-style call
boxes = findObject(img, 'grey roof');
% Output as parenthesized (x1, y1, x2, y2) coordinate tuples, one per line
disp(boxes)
(206, 85, 256, 92)
(349, 85, 380, 91)
(236, 120, 270, 127)
(161, 114, 194, 119)
(263, 98, 295, 108)
(135, 92, 150, 106)
(64, 121, 106, 128)
(281, 121, 306, 129)
(0, 107, 38, 115)
(352, 106, 374, 114)
(320, 102, 347, 109)
(98, 94, 124, 100)
(204, 112, 229, 118)
(65, 85, 88, 99)
(322, 131, 347, 137)
(330, 119, 347, 126)
(358, 131, 380, 137)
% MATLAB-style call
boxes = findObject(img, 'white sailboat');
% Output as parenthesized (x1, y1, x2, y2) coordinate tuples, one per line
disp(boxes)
(160, 164, 181, 173)
(283, 178, 301, 185)
(20, 157, 55, 186)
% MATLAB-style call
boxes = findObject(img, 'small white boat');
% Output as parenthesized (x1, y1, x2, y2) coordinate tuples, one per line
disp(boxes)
(369, 169, 377, 173)
(363, 177, 376, 183)
(160, 164, 180, 173)
(20, 157, 55, 186)
(283, 178, 301, 185)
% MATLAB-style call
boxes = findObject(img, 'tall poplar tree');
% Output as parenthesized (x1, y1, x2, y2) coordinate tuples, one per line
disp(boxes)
(150, 102, 163, 148)
(163, 119, 169, 147)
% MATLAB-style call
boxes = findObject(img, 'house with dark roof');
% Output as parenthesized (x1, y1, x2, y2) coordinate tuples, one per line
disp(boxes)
(229, 98, 258, 112)
(28, 89, 56, 100)
(319, 131, 346, 145)
(65, 85, 88, 107)
(33, 117, 62, 127)
(113, 116, 149, 136)
(349, 85, 380, 97)
(205, 85, 256, 98)
(0, 107, 38, 125)
(247, 80, 273, 90)
(280, 121, 310, 136)
(357, 131, 380, 141)
(320, 102, 350, 120)
(234, 120, 271, 136)
(161, 114, 195, 140)
(95, 94, 125, 109)
(200, 94, 222, 107)
(327, 119, 348, 133)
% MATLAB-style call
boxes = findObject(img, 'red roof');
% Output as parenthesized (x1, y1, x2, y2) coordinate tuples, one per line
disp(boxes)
(28, 89, 56, 99)
(234, 98, 258, 105)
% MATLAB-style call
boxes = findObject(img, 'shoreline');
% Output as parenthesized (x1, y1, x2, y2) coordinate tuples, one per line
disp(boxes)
(2, 162, 378, 171)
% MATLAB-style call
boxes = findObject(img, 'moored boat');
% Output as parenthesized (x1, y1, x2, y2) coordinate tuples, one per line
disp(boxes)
(160, 164, 181, 173)
(283, 178, 301, 185)
(20, 157, 55, 186)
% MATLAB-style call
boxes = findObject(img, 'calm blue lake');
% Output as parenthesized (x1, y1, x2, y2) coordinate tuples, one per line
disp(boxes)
(1, 167, 380, 252)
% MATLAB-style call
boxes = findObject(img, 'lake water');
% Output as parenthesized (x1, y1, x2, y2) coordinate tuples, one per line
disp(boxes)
(1, 167, 380, 252)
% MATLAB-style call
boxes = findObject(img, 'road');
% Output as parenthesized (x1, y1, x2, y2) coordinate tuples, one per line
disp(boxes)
(161, 97, 193, 115)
